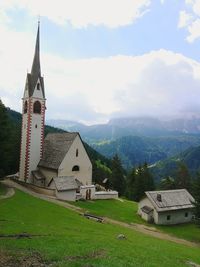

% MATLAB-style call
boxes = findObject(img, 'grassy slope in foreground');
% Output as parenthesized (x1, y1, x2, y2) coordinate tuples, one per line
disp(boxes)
(0, 191, 200, 267)
(0, 183, 7, 195)
(72, 199, 200, 243)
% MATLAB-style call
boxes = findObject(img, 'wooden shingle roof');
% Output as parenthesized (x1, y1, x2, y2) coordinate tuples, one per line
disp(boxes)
(145, 189, 194, 212)
(52, 176, 78, 191)
(38, 132, 78, 170)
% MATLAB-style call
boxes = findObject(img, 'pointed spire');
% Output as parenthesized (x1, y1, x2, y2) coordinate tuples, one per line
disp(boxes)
(31, 21, 41, 78)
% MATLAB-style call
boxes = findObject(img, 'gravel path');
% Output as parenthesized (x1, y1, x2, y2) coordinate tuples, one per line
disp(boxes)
(0, 182, 15, 200)
(2, 179, 200, 248)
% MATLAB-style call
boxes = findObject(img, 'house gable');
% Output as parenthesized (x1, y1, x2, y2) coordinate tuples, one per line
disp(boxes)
(58, 134, 92, 185)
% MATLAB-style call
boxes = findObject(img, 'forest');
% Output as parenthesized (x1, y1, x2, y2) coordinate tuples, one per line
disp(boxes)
(1, 98, 200, 221)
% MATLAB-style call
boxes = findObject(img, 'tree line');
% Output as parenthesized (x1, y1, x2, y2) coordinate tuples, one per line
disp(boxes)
(1, 98, 200, 224)
(107, 154, 200, 225)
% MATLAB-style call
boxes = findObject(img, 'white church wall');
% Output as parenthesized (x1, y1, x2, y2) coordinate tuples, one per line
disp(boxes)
(56, 190, 76, 201)
(95, 191, 118, 200)
(59, 135, 92, 185)
(32, 79, 44, 99)
(19, 112, 28, 181)
(80, 185, 96, 199)
(28, 111, 43, 182)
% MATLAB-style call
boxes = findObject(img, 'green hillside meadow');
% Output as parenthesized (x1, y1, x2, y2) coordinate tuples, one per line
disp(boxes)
(0, 190, 200, 266)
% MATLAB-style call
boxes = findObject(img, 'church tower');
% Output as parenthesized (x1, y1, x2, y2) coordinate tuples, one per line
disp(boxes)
(19, 23, 46, 182)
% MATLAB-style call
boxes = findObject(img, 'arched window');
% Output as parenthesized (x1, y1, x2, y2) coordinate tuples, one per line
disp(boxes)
(76, 149, 78, 157)
(24, 101, 28, 113)
(72, 165, 79, 172)
(33, 101, 41, 114)
(37, 83, 40, 90)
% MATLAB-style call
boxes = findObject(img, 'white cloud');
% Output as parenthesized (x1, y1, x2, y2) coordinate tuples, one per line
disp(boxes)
(178, 0, 200, 42)
(0, 0, 151, 28)
(1, 23, 200, 124)
(186, 18, 200, 42)
(178, 10, 193, 28)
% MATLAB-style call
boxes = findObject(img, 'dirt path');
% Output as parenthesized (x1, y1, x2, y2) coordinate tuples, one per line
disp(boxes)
(2, 179, 200, 248)
(0, 182, 15, 200)
(104, 218, 200, 248)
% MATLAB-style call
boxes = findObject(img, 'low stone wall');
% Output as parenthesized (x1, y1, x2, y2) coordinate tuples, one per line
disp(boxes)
(11, 178, 56, 197)
(95, 191, 118, 200)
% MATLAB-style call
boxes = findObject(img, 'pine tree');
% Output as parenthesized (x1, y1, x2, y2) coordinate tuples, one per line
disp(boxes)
(0, 99, 20, 178)
(132, 164, 145, 201)
(110, 154, 125, 196)
(132, 163, 155, 202)
(126, 167, 136, 200)
(159, 176, 176, 190)
(192, 173, 200, 225)
(175, 162, 191, 191)
(143, 162, 155, 192)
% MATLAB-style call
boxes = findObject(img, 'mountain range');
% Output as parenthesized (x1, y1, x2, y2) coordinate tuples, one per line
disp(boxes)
(47, 117, 200, 176)
(47, 117, 200, 142)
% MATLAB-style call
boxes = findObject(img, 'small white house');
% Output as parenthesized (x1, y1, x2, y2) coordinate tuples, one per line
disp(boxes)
(138, 189, 195, 225)
(48, 176, 78, 201)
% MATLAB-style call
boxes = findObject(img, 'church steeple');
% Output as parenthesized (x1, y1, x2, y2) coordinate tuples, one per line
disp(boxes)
(19, 22, 46, 182)
(31, 22, 41, 79)
(25, 22, 45, 98)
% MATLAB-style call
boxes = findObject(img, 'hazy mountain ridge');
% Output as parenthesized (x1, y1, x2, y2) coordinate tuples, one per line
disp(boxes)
(47, 116, 200, 143)
(92, 135, 200, 170)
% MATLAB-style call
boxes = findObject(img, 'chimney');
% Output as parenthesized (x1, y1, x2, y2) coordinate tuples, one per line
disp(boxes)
(157, 193, 162, 202)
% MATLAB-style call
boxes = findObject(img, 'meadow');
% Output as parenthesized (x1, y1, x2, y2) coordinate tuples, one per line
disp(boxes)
(0, 189, 200, 266)
(72, 198, 200, 243)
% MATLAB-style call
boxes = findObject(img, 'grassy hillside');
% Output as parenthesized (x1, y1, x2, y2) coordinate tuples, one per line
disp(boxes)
(0, 190, 200, 266)
(72, 199, 200, 244)
(151, 146, 200, 180)
(93, 135, 200, 170)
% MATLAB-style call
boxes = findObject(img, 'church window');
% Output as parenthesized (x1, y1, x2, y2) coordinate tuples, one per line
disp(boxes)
(24, 101, 28, 113)
(72, 165, 80, 172)
(76, 149, 78, 157)
(35, 124, 38, 128)
(33, 101, 41, 114)
(37, 83, 40, 90)
(167, 215, 171, 221)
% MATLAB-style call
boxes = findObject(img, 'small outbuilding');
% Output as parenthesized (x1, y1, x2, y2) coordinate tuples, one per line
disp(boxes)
(48, 176, 79, 201)
(138, 189, 195, 225)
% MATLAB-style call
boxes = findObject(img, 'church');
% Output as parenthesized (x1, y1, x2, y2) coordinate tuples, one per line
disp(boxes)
(18, 23, 96, 201)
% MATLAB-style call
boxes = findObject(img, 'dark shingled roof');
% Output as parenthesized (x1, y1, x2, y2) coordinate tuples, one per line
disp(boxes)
(145, 189, 195, 212)
(26, 23, 45, 98)
(38, 132, 78, 170)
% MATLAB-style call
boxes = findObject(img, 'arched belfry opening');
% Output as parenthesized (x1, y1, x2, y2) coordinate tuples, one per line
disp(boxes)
(24, 101, 28, 113)
(33, 101, 41, 114)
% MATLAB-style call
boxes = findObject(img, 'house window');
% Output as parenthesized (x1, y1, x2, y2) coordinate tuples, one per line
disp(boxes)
(167, 215, 171, 221)
(24, 101, 28, 113)
(185, 212, 188, 217)
(37, 83, 40, 90)
(76, 149, 78, 157)
(33, 101, 41, 114)
(72, 165, 79, 172)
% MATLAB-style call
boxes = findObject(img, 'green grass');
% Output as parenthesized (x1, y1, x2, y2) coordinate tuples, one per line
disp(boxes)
(72, 198, 200, 243)
(0, 183, 7, 195)
(72, 198, 144, 224)
(0, 190, 200, 266)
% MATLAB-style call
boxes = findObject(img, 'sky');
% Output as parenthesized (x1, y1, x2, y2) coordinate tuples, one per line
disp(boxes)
(1, 0, 200, 125)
